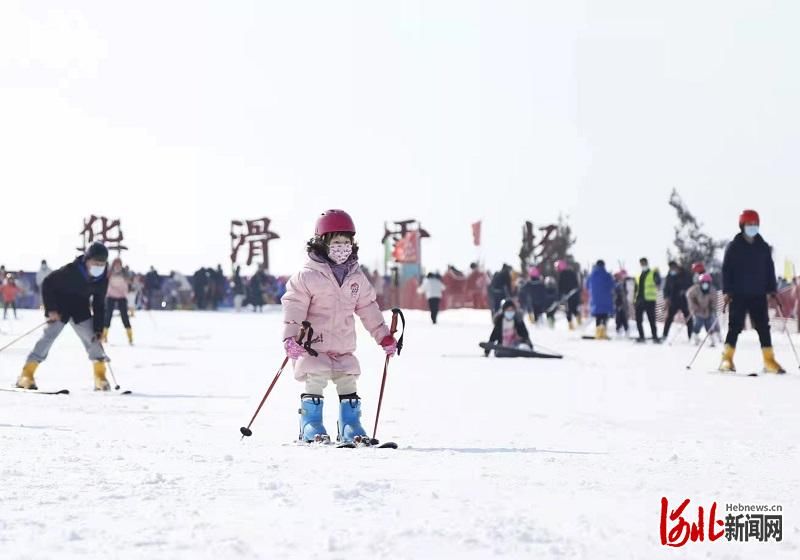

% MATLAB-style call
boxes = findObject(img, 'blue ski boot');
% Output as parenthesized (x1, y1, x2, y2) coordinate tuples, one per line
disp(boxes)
(299, 394, 328, 442)
(338, 393, 369, 443)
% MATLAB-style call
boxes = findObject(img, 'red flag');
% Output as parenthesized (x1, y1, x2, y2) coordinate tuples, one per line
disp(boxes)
(472, 221, 482, 246)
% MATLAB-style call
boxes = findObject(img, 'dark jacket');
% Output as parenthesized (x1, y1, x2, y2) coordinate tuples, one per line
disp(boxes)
(558, 269, 579, 297)
(663, 269, 692, 304)
(488, 311, 531, 347)
(722, 233, 777, 296)
(145, 270, 162, 291)
(489, 269, 512, 297)
(519, 278, 547, 310)
(42, 257, 108, 334)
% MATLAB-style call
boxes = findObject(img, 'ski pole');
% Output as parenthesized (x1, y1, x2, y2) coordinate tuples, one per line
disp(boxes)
(774, 303, 800, 370)
(239, 321, 313, 439)
(667, 314, 693, 347)
(96, 341, 122, 391)
(0, 321, 47, 354)
(373, 308, 405, 441)
(106, 360, 121, 391)
(685, 316, 719, 370)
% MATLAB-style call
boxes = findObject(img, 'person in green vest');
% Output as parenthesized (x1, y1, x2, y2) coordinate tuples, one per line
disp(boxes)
(634, 257, 661, 343)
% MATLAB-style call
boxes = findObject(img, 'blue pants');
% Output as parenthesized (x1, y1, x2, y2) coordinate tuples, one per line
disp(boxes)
(692, 315, 718, 334)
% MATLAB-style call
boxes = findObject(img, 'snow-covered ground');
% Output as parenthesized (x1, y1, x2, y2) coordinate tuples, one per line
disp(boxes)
(1, 308, 798, 559)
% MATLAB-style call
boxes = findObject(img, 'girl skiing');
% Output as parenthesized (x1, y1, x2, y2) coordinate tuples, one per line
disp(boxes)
(103, 258, 134, 344)
(281, 209, 397, 443)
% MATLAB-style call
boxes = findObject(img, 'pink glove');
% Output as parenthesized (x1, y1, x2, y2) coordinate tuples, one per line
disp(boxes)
(380, 335, 397, 357)
(284, 337, 305, 360)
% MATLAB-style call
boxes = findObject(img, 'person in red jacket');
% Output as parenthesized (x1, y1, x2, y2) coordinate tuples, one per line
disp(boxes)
(2, 274, 21, 319)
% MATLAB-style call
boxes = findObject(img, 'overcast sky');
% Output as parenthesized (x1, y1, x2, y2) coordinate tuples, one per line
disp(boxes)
(1, 1, 798, 276)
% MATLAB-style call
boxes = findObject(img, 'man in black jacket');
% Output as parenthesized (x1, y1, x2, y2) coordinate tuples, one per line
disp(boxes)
(488, 264, 513, 316)
(16, 242, 111, 390)
(662, 261, 694, 340)
(719, 209, 784, 373)
(557, 260, 581, 329)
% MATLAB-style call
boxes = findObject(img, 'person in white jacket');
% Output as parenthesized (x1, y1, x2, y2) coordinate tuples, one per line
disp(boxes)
(418, 272, 446, 324)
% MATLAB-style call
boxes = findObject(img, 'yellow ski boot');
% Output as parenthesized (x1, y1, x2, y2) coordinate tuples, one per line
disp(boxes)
(762, 347, 786, 374)
(102, 328, 109, 343)
(719, 344, 736, 372)
(126, 328, 134, 346)
(16, 362, 39, 390)
(597, 325, 611, 340)
(568, 320, 575, 331)
(93, 361, 111, 391)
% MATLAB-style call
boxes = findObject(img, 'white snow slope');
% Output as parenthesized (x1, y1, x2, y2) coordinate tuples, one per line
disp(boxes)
(1, 308, 798, 560)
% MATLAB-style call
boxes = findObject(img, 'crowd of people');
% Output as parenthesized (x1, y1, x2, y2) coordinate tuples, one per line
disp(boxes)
(481, 209, 794, 375)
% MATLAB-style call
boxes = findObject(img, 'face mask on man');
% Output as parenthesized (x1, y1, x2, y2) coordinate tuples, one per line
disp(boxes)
(89, 265, 106, 278)
(744, 225, 759, 238)
(328, 242, 353, 265)
(503, 310, 515, 321)
(701, 282, 710, 292)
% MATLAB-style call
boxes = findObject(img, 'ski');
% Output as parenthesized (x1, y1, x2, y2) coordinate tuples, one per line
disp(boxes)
(0, 387, 70, 395)
(479, 342, 563, 359)
(706, 371, 760, 377)
(336, 440, 397, 449)
(296, 434, 333, 447)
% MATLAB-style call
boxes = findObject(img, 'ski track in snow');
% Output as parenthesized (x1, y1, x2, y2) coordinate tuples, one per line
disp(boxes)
(1, 309, 798, 559)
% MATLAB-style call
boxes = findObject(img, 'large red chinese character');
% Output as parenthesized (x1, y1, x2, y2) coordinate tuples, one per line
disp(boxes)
(660, 497, 724, 547)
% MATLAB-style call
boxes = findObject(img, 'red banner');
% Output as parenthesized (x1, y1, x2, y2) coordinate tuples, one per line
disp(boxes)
(392, 231, 419, 263)
(472, 221, 481, 246)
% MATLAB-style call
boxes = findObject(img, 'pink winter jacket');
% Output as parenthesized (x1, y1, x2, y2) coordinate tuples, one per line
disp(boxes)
(281, 257, 390, 380)
(106, 273, 129, 299)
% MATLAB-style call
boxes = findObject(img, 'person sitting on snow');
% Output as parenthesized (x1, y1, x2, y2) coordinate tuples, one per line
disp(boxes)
(485, 299, 533, 356)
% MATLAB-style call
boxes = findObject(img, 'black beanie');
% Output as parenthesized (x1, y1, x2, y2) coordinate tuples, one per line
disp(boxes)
(85, 242, 109, 262)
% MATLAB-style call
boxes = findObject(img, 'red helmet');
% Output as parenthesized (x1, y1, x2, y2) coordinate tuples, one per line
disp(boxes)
(315, 210, 356, 236)
(691, 262, 706, 274)
(739, 209, 760, 226)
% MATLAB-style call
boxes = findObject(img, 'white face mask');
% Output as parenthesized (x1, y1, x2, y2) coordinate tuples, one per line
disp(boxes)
(701, 282, 710, 291)
(89, 265, 106, 278)
(328, 242, 353, 265)
(503, 310, 515, 320)
(744, 225, 759, 238)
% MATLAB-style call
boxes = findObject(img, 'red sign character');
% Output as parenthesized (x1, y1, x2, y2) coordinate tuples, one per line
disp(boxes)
(660, 497, 724, 547)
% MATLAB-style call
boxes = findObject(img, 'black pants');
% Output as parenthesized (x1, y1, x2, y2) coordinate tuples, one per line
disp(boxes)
(615, 307, 629, 332)
(725, 295, 772, 348)
(105, 297, 132, 329)
(428, 297, 441, 324)
(566, 293, 580, 322)
(489, 290, 505, 316)
(3, 301, 16, 319)
(635, 300, 658, 340)
(595, 314, 608, 327)
(663, 299, 694, 339)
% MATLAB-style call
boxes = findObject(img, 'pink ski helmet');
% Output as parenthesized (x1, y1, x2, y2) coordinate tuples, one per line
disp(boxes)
(555, 260, 568, 272)
(528, 266, 541, 279)
(315, 210, 356, 236)
(700, 273, 712, 283)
